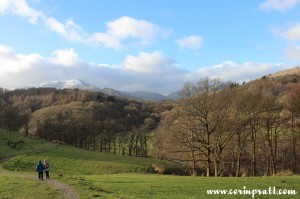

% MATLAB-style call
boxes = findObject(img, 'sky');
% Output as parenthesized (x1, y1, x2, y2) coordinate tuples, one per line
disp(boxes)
(0, 0, 300, 95)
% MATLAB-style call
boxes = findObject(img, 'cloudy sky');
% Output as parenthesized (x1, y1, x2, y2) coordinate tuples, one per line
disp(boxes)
(0, 0, 300, 95)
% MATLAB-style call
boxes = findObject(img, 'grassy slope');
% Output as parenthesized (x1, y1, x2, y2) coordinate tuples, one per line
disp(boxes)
(1, 129, 176, 175)
(1, 130, 299, 199)
(0, 129, 50, 159)
(3, 144, 176, 175)
(0, 168, 63, 199)
(63, 174, 299, 199)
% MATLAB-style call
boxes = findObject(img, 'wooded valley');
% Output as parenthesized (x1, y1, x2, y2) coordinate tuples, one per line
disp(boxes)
(0, 70, 300, 177)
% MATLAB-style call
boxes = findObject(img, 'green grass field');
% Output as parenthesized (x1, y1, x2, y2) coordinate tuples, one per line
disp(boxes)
(0, 171, 63, 199)
(0, 129, 49, 159)
(2, 143, 178, 175)
(1, 129, 299, 199)
(62, 174, 299, 199)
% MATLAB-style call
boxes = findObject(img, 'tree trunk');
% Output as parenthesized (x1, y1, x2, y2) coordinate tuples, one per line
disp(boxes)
(135, 134, 139, 157)
(113, 138, 116, 154)
(291, 111, 298, 174)
(235, 151, 241, 177)
(273, 131, 278, 175)
(214, 159, 220, 177)
(99, 139, 103, 152)
(191, 149, 197, 175)
(144, 135, 148, 158)
(292, 133, 297, 173)
(206, 150, 211, 177)
(251, 130, 257, 176)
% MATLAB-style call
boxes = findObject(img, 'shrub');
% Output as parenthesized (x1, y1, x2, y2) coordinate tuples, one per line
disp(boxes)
(274, 170, 294, 176)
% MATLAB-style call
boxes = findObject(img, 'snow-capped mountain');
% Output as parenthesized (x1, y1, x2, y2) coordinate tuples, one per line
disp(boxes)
(37, 79, 181, 101)
(38, 79, 100, 91)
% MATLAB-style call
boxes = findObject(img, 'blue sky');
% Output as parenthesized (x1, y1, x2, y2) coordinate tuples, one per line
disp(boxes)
(0, 0, 300, 94)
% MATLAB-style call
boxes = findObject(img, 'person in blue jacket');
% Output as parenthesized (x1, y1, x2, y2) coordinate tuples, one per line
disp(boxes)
(36, 160, 45, 180)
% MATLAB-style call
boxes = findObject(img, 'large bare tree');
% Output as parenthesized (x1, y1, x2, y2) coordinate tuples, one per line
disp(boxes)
(171, 78, 234, 176)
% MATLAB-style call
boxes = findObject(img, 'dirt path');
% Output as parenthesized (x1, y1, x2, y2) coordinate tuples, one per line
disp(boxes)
(0, 143, 80, 199)
(45, 178, 80, 199)
(0, 169, 80, 199)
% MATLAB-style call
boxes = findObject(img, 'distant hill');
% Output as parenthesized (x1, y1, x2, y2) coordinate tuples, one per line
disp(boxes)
(120, 90, 167, 101)
(269, 66, 300, 78)
(37, 79, 181, 101)
(166, 90, 182, 100)
(101, 88, 140, 100)
(39, 79, 100, 91)
(34, 67, 300, 102)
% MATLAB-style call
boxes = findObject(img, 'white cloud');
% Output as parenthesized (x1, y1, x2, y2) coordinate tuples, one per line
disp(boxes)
(190, 61, 287, 83)
(283, 23, 300, 41)
(280, 23, 300, 61)
(45, 18, 87, 43)
(176, 35, 203, 50)
(0, 45, 42, 73)
(50, 49, 80, 67)
(0, 0, 166, 49)
(107, 16, 159, 45)
(92, 16, 169, 49)
(259, 0, 299, 12)
(0, 45, 185, 94)
(0, 0, 43, 23)
(0, 45, 291, 95)
(91, 33, 122, 49)
(45, 18, 67, 37)
(285, 43, 300, 61)
(123, 51, 180, 74)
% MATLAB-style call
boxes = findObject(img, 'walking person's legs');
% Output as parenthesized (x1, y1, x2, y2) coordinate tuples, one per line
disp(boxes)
(39, 172, 43, 180)
(45, 171, 49, 179)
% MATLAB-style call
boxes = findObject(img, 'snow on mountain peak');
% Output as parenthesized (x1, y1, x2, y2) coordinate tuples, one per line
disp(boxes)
(39, 79, 99, 91)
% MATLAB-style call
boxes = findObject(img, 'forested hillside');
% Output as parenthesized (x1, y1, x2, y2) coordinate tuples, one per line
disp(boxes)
(155, 72, 300, 177)
(0, 88, 174, 157)
(1, 69, 300, 177)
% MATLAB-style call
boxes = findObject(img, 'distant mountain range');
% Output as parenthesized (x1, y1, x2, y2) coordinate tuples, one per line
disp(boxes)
(37, 79, 181, 101)
(39, 79, 99, 91)
(22, 66, 300, 101)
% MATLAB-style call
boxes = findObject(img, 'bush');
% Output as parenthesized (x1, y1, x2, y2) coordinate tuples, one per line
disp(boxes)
(274, 170, 294, 176)
(146, 164, 187, 175)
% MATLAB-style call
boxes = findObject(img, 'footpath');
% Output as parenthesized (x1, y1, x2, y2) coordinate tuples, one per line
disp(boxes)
(0, 142, 80, 199)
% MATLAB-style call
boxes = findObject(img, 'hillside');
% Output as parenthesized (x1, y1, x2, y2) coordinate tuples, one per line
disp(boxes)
(1, 130, 299, 199)
(269, 66, 300, 78)
(120, 90, 167, 101)
(36, 79, 180, 101)
(0, 129, 180, 175)
(1, 67, 300, 177)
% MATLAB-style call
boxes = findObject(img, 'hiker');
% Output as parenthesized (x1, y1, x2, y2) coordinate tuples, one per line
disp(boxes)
(44, 159, 50, 179)
(36, 160, 45, 180)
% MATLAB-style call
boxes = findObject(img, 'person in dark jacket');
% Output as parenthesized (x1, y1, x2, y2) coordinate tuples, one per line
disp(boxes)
(36, 160, 45, 180)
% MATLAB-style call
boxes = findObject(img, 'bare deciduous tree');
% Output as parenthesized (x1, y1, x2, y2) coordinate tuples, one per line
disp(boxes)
(171, 78, 234, 176)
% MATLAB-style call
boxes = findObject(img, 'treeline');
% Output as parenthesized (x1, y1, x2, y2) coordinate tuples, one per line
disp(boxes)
(155, 76, 300, 176)
(1, 73, 299, 176)
(0, 88, 173, 157)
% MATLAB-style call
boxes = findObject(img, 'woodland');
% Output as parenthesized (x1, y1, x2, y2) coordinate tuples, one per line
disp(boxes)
(0, 72, 300, 177)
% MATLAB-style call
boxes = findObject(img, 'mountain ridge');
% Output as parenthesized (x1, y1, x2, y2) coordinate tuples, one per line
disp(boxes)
(36, 79, 181, 101)
(39, 79, 99, 91)
(34, 67, 300, 101)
